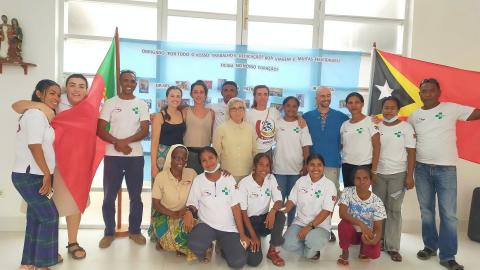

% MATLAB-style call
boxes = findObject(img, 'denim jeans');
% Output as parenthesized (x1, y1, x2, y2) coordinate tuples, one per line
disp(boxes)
(274, 174, 300, 226)
(282, 224, 330, 258)
(415, 162, 458, 262)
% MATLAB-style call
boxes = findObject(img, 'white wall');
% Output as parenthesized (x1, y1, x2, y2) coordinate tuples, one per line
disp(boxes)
(1, 0, 479, 232)
(0, 0, 59, 230)
(401, 0, 480, 232)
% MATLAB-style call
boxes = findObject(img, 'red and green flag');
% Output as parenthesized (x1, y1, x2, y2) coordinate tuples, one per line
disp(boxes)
(51, 38, 117, 212)
(368, 49, 480, 164)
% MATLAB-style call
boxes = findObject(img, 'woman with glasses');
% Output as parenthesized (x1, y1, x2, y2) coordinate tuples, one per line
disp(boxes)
(213, 98, 257, 182)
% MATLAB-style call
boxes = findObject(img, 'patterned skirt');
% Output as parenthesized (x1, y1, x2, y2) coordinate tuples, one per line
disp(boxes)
(148, 213, 196, 261)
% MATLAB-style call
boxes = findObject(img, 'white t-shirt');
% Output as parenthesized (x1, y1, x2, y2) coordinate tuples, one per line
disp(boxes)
(208, 102, 227, 132)
(339, 186, 387, 232)
(288, 175, 337, 231)
(239, 174, 283, 217)
(57, 94, 72, 113)
(186, 173, 240, 232)
(247, 108, 281, 153)
(377, 121, 416, 174)
(273, 118, 312, 175)
(99, 96, 150, 156)
(13, 109, 56, 175)
(409, 102, 474, 166)
(341, 116, 379, 165)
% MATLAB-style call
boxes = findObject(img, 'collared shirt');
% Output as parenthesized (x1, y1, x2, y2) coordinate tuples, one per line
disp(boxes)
(186, 173, 240, 232)
(208, 102, 227, 132)
(304, 108, 349, 167)
(239, 174, 283, 217)
(378, 121, 416, 174)
(152, 168, 197, 211)
(340, 116, 379, 165)
(289, 174, 337, 231)
(213, 119, 257, 177)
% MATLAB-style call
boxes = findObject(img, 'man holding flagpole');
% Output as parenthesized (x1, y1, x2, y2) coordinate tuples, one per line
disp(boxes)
(410, 78, 480, 270)
(97, 70, 150, 248)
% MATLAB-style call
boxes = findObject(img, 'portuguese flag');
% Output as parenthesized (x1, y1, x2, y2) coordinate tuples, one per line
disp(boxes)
(51, 37, 117, 212)
(368, 49, 480, 164)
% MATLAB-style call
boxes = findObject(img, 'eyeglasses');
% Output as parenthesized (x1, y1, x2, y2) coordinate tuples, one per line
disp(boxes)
(229, 107, 245, 112)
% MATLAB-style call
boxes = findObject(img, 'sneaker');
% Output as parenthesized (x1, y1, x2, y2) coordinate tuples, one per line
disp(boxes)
(440, 260, 464, 270)
(417, 247, 437, 260)
(129, 233, 146, 245)
(99, 235, 115, 248)
(309, 251, 321, 261)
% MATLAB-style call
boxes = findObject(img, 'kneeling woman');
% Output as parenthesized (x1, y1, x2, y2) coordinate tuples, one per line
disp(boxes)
(337, 166, 386, 266)
(185, 147, 250, 268)
(149, 144, 197, 261)
(239, 153, 286, 267)
(282, 154, 337, 260)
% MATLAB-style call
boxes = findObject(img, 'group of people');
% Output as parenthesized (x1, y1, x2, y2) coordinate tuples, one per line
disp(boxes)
(11, 69, 480, 270)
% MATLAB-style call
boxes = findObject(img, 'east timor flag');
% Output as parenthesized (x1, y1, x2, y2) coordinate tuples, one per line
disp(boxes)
(368, 49, 480, 164)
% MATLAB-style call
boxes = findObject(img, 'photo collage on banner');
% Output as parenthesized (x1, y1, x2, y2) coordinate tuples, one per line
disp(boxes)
(120, 39, 362, 180)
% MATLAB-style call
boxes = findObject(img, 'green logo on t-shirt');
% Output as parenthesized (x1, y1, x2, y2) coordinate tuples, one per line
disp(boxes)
(265, 188, 271, 197)
(435, 112, 444, 119)
(314, 190, 322, 198)
(132, 107, 139, 114)
(356, 128, 364, 134)
(293, 127, 300, 133)
(221, 187, 230, 195)
(394, 131, 402, 138)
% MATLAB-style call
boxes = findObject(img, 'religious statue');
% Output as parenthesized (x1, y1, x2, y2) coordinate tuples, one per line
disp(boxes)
(8, 18, 23, 62)
(0, 15, 10, 60)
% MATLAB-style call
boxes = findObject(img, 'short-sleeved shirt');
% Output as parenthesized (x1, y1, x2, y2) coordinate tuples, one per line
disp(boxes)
(340, 116, 379, 165)
(13, 109, 56, 175)
(247, 108, 281, 153)
(288, 175, 337, 231)
(339, 186, 387, 232)
(208, 102, 227, 132)
(304, 109, 349, 168)
(99, 96, 150, 156)
(186, 173, 240, 232)
(377, 121, 416, 174)
(409, 102, 474, 166)
(273, 119, 313, 175)
(238, 174, 283, 217)
(152, 168, 197, 211)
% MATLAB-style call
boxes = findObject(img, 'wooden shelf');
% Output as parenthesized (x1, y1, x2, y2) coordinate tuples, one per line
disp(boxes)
(0, 61, 37, 75)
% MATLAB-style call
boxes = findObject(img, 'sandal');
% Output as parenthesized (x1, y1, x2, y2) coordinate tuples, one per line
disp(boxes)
(66, 242, 86, 260)
(388, 251, 403, 262)
(337, 256, 349, 266)
(155, 241, 164, 251)
(267, 248, 285, 267)
(202, 247, 213, 264)
(358, 254, 370, 261)
(417, 247, 437, 260)
(19, 265, 34, 270)
(57, 254, 64, 263)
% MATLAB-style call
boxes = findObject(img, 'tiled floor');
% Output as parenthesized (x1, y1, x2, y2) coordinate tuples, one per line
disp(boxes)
(1, 229, 479, 269)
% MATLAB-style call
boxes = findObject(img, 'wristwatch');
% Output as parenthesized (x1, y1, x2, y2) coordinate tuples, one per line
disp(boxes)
(308, 222, 315, 229)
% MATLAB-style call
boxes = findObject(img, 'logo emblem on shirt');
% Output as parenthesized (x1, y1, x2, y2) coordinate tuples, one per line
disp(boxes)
(314, 190, 322, 198)
(435, 112, 444, 119)
(356, 128, 364, 134)
(221, 187, 231, 195)
(202, 190, 212, 197)
(114, 108, 122, 113)
(265, 188, 271, 197)
(293, 127, 300, 133)
(332, 195, 337, 202)
(394, 131, 402, 138)
(249, 192, 260, 198)
(132, 106, 139, 114)
(256, 119, 276, 139)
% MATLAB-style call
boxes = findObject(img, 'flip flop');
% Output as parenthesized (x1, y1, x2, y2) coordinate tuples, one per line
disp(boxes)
(388, 251, 403, 262)
(337, 256, 349, 266)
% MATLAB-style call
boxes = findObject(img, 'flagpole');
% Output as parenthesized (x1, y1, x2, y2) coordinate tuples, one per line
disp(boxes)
(114, 27, 129, 238)
(367, 42, 377, 115)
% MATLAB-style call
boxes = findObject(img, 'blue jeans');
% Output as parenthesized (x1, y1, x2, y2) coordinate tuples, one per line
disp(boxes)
(282, 224, 330, 258)
(274, 174, 300, 226)
(415, 162, 458, 262)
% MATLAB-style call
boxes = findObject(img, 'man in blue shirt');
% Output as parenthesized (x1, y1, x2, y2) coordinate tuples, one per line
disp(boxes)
(304, 87, 349, 241)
